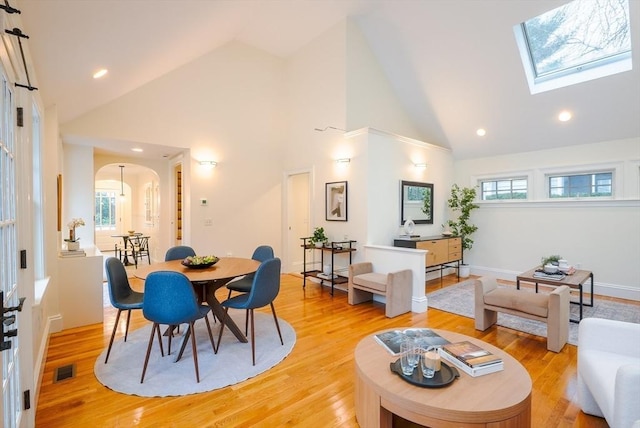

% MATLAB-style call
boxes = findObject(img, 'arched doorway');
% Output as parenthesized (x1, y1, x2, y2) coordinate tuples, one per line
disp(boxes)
(95, 163, 161, 262)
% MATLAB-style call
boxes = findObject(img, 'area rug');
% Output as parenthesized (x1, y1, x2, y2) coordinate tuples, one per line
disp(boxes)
(94, 309, 296, 397)
(427, 280, 640, 346)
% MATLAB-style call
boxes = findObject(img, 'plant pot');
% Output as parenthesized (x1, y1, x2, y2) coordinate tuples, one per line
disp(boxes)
(459, 264, 470, 278)
(315, 242, 324, 248)
(67, 241, 80, 251)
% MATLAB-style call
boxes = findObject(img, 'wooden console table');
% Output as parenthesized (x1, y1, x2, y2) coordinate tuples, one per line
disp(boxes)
(354, 329, 532, 427)
(300, 238, 356, 295)
(394, 235, 461, 279)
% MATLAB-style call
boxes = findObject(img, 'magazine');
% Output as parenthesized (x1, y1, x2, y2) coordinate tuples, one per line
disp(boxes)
(441, 341, 502, 367)
(374, 328, 450, 356)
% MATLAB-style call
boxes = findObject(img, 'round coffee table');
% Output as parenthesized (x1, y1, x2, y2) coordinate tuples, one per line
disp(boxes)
(354, 329, 532, 428)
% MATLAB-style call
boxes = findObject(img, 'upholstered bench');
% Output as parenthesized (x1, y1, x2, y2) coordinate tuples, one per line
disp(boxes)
(348, 262, 412, 318)
(474, 276, 570, 352)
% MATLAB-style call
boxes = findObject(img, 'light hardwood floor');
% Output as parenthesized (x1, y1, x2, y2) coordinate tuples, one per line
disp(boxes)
(35, 273, 619, 427)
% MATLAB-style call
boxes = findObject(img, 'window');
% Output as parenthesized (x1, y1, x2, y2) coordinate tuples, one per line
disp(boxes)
(481, 178, 528, 200)
(548, 172, 612, 198)
(515, 0, 632, 93)
(95, 190, 117, 230)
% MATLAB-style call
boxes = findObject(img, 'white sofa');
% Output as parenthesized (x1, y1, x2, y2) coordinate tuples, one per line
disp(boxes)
(577, 318, 640, 428)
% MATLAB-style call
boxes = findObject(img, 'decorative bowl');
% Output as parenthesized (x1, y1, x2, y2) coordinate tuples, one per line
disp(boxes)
(181, 255, 219, 269)
(128, 230, 135, 235)
(543, 264, 559, 274)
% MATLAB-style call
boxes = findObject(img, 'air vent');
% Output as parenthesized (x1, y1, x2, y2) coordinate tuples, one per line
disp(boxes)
(53, 364, 76, 383)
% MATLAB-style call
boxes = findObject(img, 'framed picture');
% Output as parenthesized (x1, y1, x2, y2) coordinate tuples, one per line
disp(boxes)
(326, 181, 348, 221)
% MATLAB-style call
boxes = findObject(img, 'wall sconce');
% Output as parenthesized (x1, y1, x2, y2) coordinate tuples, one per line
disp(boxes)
(199, 161, 217, 169)
(336, 158, 351, 165)
(414, 162, 427, 170)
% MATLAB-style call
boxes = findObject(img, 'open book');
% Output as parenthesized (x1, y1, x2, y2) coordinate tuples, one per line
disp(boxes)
(374, 328, 450, 356)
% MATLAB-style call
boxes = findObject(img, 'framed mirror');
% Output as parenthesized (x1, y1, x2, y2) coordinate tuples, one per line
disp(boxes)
(401, 180, 434, 225)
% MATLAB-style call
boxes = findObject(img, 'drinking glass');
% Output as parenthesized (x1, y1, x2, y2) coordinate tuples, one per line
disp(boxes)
(400, 340, 415, 375)
(421, 346, 441, 379)
(407, 341, 419, 368)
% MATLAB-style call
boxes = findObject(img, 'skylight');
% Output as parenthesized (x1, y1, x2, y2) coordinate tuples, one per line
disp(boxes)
(514, 0, 632, 94)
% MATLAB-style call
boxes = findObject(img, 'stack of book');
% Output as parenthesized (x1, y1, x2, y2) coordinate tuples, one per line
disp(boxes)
(438, 340, 504, 377)
(59, 249, 86, 258)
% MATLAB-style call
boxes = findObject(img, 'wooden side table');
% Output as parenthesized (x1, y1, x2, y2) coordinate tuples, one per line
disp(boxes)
(354, 329, 532, 428)
(516, 268, 594, 323)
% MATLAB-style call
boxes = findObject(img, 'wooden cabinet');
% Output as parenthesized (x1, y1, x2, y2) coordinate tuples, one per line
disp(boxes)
(394, 236, 461, 278)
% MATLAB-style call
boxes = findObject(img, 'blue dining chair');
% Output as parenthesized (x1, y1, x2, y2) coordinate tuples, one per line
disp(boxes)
(164, 245, 196, 261)
(140, 271, 216, 383)
(226, 245, 275, 298)
(216, 258, 283, 366)
(104, 257, 144, 364)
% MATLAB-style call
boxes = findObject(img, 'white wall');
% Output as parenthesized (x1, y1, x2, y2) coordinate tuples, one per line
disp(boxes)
(63, 41, 287, 260)
(454, 138, 640, 299)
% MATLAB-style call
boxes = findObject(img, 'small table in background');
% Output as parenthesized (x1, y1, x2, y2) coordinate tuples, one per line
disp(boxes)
(111, 233, 142, 265)
(516, 267, 594, 323)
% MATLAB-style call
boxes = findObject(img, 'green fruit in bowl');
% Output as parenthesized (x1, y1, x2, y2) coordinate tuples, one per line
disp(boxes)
(184, 255, 219, 265)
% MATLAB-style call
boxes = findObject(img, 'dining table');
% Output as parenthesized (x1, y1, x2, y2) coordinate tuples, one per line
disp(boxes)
(111, 233, 143, 265)
(134, 257, 261, 343)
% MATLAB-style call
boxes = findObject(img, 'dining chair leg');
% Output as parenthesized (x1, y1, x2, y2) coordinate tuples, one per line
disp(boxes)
(105, 308, 123, 363)
(141, 323, 159, 383)
(245, 310, 249, 336)
(124, 309, 132, 342)
(270, 303, 284, 345)
(176, 326, 192, 362)
(189, 321, 200, 383)
(155, 324, 165, 357)
(250, 309, 256, 366)
(204, 313, 216, 353)
(214, 307, 231, 354)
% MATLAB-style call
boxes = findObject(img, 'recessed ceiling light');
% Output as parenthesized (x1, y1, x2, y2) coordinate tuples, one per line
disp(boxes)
(93, 69, 108, 79)
(558, 110, 572, 122)
(131, 148, 143, 153)
(476, 128, 487, 137)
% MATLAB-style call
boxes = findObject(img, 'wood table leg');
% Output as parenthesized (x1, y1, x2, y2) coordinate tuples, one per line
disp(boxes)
(205, 280, 248, 343)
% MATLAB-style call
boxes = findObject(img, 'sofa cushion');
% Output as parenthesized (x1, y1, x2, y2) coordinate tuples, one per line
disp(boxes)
(352, 272, 387, 293)
(484, 288, 549, 318)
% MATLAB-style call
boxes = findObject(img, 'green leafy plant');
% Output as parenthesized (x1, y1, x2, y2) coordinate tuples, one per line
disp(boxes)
(445, 184, 479, 263)
(310, 227, 328, 246)
(541, 255, 562, 266)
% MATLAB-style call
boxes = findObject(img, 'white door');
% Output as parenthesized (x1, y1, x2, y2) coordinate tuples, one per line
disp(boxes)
(285, 171, 311, 274)
(1, 71, 22, 427)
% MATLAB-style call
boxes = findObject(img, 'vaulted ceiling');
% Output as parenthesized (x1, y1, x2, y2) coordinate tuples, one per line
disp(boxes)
(17, 0, 640, 160)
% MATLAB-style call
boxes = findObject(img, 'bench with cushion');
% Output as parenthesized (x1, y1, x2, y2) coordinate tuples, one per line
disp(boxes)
(474, 276, 569, 352)
(348, 262, 412, 318)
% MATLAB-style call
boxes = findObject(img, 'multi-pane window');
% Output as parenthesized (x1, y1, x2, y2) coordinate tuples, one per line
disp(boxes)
(481, 178, 527, 200)
(548, 172, 613, 198)
(95, 190, 117, 230)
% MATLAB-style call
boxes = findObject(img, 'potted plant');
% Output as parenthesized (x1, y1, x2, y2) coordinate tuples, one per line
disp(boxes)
(64, 217, 85, 251)
(444, 184, 479, 277)
(310, 227, 328, 248)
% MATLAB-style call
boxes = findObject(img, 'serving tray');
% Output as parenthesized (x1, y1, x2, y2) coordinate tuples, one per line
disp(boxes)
(390, 359, 459, 388)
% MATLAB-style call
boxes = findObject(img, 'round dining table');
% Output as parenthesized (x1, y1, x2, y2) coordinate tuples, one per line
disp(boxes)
(134, 257, 260, 343)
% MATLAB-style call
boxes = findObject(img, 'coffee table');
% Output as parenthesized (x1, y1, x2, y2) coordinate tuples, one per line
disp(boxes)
(354, 329, 532, 428)
(516, 267, 594, 323)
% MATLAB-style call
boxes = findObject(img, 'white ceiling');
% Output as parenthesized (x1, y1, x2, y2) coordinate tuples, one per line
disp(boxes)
(16, 0, 640, 160)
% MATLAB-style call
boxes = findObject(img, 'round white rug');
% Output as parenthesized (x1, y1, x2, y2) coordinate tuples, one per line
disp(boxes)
(94, 309, 296, 397)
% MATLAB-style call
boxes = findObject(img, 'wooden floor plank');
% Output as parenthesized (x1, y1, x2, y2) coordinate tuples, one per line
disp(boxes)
(36, 274, 620, 427)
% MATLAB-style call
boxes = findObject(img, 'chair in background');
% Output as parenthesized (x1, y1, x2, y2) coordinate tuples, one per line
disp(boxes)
(226, 245, 274, 297)
(140, 271, 216, 383)
(104, 257, 144, 364)
(226, 245, 274, 333)
(216, 258, 283, 366)
(164, 245, 196, 261)
(132, 235, 151, 266)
